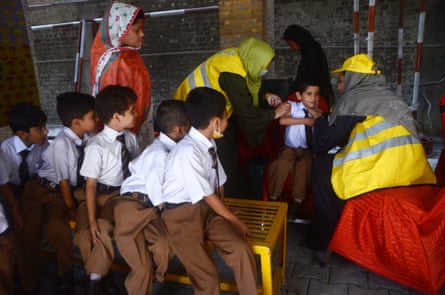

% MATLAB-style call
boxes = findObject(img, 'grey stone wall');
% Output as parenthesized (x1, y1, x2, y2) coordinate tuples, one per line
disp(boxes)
(22, 0, 445, 135)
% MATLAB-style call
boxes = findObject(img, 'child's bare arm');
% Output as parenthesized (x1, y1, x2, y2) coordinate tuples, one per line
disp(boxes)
(85, 177, 100, 245)
(279, 116, 314, 126)
(204, 194, 251, 236)
(59, 179, 76, 219)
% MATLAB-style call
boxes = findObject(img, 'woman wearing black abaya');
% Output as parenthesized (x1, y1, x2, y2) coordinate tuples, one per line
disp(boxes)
(283, 24, 334, 107)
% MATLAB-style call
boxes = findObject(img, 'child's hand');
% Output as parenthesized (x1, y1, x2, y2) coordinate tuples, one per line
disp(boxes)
(233, 218, 251, 237)
(304, 117, 316, 127)
(308, 107, 323, 119)
(89, 221, 101, 245)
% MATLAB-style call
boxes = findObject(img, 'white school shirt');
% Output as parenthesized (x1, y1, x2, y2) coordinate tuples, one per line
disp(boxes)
(38, 127, 90, 186)
(161, 127, 227, 205)
(121, 132, 176, 206)
(284, 101, 311, 149)
(0, 135, 48, 186)
(80, 125, 139, 187)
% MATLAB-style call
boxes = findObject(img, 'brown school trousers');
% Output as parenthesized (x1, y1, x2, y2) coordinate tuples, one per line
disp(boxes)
(19, 178, 72, 292)
(73, 191, 119, 276)
(267, 146, 313, 201)
(114, 197, 171, 295)
(0, 229, 15, 295)
(162, 201, 258, 295)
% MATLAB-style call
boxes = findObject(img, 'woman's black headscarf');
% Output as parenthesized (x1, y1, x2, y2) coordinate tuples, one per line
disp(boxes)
(283, 24, 334, 107)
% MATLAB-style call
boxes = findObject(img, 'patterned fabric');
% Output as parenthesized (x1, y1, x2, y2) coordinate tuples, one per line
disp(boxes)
(90, 2, 153, 145)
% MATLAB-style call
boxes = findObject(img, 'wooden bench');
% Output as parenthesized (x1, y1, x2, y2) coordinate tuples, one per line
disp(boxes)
(43, 198, 288, 295)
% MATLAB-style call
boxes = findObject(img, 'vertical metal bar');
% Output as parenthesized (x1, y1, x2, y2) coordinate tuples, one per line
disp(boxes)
(367, 0, 376, 59)
(73, 19, 83, 92)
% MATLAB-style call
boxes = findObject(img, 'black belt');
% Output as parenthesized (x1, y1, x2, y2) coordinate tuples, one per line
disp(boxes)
(37, 177, 59, 190)
(121, 192, 154, 208)
(164, 202, 190, 209)
(96, 183, 120, 194)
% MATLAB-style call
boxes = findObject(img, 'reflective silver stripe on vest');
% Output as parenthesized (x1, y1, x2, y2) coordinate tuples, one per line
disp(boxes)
(333, 135, 418, 167)
(346, 120, 392, 145)
(188, 62, 211, 90)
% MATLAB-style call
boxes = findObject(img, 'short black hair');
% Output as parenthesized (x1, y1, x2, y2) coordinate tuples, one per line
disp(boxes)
(155, 100, 188, 134)
(95, 85, 137, 124)
(8, 102, 47, 133)
(185, 87, 226, 129)
(57, 92, 95, 127)
(295, 80, 320, 94)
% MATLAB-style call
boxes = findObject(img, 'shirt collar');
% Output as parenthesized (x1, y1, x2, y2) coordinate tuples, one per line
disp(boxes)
(188, 127, 216, 150)
(158, 132, 177, 152)
(13, 135, 34, 154)
(102, 125, 124, 142)
(63, 127, 85, 146)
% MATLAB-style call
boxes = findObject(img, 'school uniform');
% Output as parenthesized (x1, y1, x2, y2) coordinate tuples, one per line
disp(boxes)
(73, 125, 139, 276)
(267, 101, 313, 201)
(114, 132, 173, 295)
(161, 127, 257, 295)
(0, 135, 48, 292)
(19, 127, 87, 291)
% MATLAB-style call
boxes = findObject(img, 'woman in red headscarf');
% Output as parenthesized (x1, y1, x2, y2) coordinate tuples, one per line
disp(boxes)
(90, 2, 154, 148)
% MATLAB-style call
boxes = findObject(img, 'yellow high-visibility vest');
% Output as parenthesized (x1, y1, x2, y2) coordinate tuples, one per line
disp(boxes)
(174, 48, 247, 118)
(331, 115, 436, 199)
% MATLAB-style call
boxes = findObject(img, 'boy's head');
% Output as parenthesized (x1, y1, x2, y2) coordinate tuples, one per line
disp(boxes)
(155, 100, 190, 142)
(8, 102, 48, 146)
(185, 87, 227, 138)
(295, 80, 320, 110)
(57, 91, 96, 133)
(95, 85, 137, 129)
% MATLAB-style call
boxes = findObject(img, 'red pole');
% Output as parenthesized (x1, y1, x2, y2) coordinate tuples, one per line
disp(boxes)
(411, 0, 427, 113)
(354, 0, 360, 55)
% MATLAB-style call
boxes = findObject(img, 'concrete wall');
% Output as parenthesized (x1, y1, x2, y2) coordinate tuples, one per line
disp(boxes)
(21, 0, 445, 135)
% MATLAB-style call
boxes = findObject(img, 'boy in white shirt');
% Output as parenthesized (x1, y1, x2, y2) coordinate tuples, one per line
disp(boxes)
(73, 85, 139, 295)
(267, 81, 322, 221)
(19, 92, 96, 294)
(0, 102, 48, 295)
(161, 87, 257, 295)
(115, 100, 190, 295)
